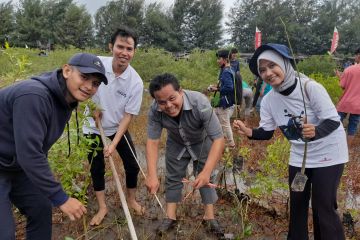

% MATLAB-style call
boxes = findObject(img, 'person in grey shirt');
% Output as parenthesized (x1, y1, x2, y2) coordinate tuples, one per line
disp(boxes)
(145, 73, 225, 237)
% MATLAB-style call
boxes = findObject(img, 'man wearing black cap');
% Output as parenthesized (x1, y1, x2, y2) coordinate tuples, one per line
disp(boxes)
(0, 53, 107, 239)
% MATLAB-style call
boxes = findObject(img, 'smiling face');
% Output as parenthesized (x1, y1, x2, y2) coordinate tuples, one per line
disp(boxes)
(62, 65, 101, 103)
(258, 59, 285, 87)
(109, 36, 135, 72)
(153, 84, 184, 117)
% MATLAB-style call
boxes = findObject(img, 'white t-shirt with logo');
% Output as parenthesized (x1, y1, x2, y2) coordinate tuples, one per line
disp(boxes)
(83, 56, 143, 136)
(259, 77, 348, 168)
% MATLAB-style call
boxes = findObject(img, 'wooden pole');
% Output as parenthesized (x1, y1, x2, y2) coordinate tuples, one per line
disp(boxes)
(96, 119, 138, 240)
(123, 135, 165, 214)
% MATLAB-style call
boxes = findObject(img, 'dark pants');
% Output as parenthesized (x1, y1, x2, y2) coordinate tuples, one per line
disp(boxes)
(0, 170, 52, 240)
(338, 112, 360, 136)
(287, 164, 345, 240)
(87, 131, 139, 191)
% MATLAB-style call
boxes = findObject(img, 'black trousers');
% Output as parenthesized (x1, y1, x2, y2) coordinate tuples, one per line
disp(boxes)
(0, 170, 52, 240)
(87, 131, 139, 191)
(287, 164, 345, 240)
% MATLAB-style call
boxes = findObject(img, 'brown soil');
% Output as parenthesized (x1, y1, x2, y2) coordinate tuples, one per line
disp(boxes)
(15, 107, 360, 240)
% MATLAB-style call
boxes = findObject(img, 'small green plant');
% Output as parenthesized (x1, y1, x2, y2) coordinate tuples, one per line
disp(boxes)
(248, 137, 290, 199)
(1, 41, 32, 86)
(48, 100, 101, 205)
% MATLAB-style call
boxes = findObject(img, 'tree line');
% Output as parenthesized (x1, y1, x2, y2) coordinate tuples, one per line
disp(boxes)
(1, 0, 359, 54)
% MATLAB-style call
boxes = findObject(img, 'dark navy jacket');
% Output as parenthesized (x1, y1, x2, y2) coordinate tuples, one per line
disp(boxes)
(218, 66, 235, 108)
(0, 70, 76, 206)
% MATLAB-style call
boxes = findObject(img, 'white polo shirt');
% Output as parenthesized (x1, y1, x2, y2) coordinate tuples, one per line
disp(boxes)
(83, 56, 143, 136)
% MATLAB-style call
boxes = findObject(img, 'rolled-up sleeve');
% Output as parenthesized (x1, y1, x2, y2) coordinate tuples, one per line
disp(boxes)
(147, 104, 163, 140)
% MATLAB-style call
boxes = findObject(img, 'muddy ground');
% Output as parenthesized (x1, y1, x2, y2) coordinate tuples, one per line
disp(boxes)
(15, 109, 360, 240)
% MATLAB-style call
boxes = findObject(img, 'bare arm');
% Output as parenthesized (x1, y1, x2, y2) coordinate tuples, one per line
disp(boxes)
(104, 113, 133, 157)
(145, 139, 160, 194)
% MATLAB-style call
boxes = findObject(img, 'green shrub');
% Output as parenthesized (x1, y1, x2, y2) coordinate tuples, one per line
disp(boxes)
(297, 55, 338, 77)
(309, 73, 343, 104)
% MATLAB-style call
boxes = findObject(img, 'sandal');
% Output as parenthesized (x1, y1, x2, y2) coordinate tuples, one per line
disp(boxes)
(156, 218, 177, 235)
(202, 219, 224, 236)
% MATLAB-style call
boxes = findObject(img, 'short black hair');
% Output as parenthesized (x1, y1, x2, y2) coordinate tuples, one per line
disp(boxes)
(216, 49, 230, 59)
(149, 73, 180, 98)
(110, 26, 138, 48)
(355, 48, 360, 55)
(230, 48, 238, 54)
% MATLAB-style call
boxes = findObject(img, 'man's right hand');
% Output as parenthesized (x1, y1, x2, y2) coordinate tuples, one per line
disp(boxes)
(59, 197, 87, 221)
(145, 175, 160, 194)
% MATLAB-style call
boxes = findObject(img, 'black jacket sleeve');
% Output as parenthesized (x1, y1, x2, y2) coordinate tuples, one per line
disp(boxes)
(250, 127, 274, 140)
(312, 119, 340, 141)
(13, 94, 68, 207)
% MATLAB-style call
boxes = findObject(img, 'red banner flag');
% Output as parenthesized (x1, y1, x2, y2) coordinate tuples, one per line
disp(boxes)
(330, 27, 339, 54)
(255, 27, 262, 50)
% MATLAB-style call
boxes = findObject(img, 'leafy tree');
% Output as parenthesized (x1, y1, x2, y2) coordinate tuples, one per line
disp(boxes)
(142, 3, 179, 51)
(328, 0, 360, 53)
(172, 0, 193, 50)
(94, 0, 144, 49)
(57, 4, 94, 48)
(186, 0, 223, 49)
(15, 0, 47, 48)
(226, 0, 263, 52)
(41, 0, 74, 46)
(172, 0, 223, 50)
(0, 1, 15, 46)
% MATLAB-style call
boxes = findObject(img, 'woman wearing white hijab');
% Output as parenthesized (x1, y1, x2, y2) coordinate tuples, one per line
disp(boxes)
(234, 43, 348, 240)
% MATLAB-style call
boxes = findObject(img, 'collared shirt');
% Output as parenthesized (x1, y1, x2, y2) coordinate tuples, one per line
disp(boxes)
(147, 90, 223, 160)
(83, 56, 143, 136)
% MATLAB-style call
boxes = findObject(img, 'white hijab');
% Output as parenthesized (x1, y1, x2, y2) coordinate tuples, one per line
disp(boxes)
(257, 50, 296, 92)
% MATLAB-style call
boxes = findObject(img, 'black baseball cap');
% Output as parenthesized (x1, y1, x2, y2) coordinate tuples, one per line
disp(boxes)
(68, 53, 108, 85)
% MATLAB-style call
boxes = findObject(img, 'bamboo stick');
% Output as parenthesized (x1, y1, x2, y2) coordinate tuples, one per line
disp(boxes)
(95, 119, 138, 240)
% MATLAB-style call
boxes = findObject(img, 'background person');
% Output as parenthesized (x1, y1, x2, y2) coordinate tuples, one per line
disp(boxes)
(0, 53, 108, 239)
(230, 47, 240, 74)
(335, 47, 360, 146)
(208, 49, 236, 148)
(233, 43, 348, 240)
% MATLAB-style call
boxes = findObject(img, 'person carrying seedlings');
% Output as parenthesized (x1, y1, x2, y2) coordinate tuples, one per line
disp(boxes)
(335, 47, 360, 146)
(0, 53, 108, 239)
(233, 43, 348, 240)
(145, 73, 225, 237)
(208, 49, 236, 148)
(82, 26, 144, 226)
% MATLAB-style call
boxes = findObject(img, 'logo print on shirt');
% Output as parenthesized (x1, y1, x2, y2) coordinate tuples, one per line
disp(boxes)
(279, 109, 305, 141)
(116, 90, 127, 97)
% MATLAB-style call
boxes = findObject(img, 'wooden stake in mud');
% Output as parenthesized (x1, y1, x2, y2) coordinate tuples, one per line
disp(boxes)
(95, 119, 138, 240)
(123, 135, 166, 214)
